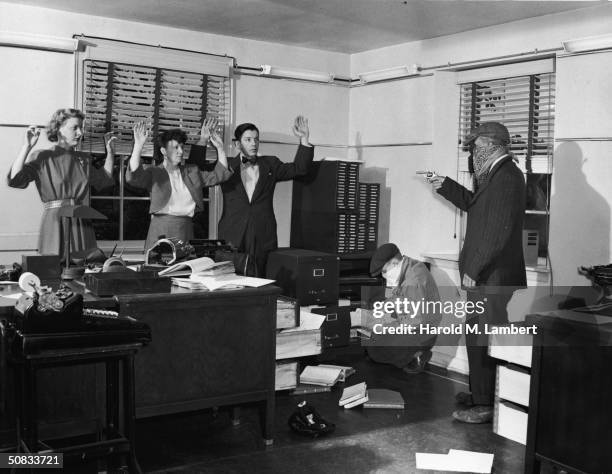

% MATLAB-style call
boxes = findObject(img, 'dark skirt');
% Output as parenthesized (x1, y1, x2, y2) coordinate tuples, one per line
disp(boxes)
(144, 214, 194, 251)
(38, 207, 97, 258)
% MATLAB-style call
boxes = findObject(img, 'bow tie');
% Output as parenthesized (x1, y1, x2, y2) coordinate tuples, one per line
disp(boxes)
(241, 156, 258, 165)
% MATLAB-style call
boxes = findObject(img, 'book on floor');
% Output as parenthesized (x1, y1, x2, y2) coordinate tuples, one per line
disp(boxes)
(339, 382, 367, 407)
(317, 364, 355, 382)
(363, 389, 405, 409)
(300, 365, 343, 386)
(291, 384, 332, 395)
(343, 392, 369, 409)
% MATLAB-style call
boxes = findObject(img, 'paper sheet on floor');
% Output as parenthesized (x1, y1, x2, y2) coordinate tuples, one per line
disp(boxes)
(415, 449, 493, 473)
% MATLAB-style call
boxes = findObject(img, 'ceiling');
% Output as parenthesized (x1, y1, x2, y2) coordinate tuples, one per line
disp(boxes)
(3, 0, 604, 53)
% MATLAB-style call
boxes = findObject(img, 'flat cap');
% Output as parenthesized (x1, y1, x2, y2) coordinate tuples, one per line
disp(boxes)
(370, 243, 400, 276)
(464, 122, 510, 146)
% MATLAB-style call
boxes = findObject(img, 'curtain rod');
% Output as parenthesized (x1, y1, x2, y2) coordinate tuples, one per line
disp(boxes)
(420, 47, 561, 71)
(260, 140, 432, 148)
(556, 137, 612, 142)
(236, 47, 560, 87)
(72, 34, 236, 63)
(0, 123, 46, 128)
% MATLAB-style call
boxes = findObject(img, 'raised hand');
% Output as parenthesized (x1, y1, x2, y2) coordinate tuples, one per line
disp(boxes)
(24, 125, 41, 149)
(104, 132, 118, 155)
(209, 129, 224, 149)
(200, 117, 219, 144)
(292, 115, 309, 141)
(132, 121, 149, 148)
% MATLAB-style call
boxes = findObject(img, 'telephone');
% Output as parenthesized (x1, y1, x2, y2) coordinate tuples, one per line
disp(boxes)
(14, 272, 83, 332)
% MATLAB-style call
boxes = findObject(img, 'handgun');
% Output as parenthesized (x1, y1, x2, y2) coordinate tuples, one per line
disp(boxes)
(415, 170, 438, 180)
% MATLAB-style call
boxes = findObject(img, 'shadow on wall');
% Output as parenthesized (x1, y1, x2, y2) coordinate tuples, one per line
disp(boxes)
(550, 142, 610, 286)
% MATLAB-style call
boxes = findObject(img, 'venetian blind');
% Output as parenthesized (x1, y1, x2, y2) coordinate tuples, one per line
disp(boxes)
(458, 73, 555, 175)
(81, 59, 230, 159)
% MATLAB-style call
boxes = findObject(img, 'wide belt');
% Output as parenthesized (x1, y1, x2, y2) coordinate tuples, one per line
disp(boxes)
(43, 199, 77, 210)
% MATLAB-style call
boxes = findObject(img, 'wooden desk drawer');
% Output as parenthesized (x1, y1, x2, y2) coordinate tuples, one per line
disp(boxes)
(275, 360, 298, 390)
(496, 364, 530, 406)
(489, 331, 533, 367)
(493, 399, 528, 445)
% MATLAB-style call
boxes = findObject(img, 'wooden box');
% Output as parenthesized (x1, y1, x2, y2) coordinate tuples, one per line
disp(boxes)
(84, 271, 170, 296)
(22, 255, 61, 280)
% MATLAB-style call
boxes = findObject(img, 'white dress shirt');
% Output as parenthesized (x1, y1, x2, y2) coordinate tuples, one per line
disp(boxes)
(240, 158, 260, 202)
(156, 163, 196, 217)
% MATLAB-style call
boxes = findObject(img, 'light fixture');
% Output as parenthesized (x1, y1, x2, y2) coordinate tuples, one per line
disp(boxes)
(0, 31, 83, 53)
(562, 33, 612, 53)
(358, 64, 420, 84)
(260, 64, 334, 83)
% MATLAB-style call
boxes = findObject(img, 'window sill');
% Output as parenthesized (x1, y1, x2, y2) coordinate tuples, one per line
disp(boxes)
(422, 252, 551, 276)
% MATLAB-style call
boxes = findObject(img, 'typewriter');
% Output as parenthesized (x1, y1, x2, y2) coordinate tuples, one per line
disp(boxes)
(3, 273, 151, 356)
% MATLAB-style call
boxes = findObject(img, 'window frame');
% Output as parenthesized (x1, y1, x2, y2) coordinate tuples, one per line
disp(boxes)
(74, 38, 233, 250)
(456, 63, 556, 271)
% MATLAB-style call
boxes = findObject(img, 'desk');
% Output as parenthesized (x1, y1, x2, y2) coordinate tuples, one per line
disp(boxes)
(524, 310, 612, 473)
(117, 286, 280, 443)
(9, 341, 143, 473)
(1, 284, 280, 446)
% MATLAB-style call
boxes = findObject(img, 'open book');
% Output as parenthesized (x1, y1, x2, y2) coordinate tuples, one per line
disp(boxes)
(158, 257, 234, 277)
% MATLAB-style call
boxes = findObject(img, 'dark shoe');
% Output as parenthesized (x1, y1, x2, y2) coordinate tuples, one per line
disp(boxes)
(403, 349, 433, 374)
(455, 391, 474, 407)
(452, 405, 493, 424)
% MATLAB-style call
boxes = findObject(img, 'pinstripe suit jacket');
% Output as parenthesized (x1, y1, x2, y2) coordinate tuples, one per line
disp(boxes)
(436, 156, 527, 292)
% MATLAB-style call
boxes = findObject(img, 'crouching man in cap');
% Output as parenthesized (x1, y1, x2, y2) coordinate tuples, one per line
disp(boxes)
(357, 243, 441, 375)
(428, 122, 526, 424)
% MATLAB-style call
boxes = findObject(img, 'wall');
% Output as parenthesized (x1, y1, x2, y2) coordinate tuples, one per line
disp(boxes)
(350, 2, 612, 259)
(550, 50, 612, 287)
(0, 2, 350, 262)
(348, 3, 612, 372)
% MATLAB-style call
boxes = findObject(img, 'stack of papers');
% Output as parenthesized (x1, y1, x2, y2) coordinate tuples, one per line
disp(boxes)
(300, 365, 343, 387)
(339, 382, 368, 409)
(158, 256, 234, 277)
(415, 449, 493, 473)
(172, 273, 275, 291)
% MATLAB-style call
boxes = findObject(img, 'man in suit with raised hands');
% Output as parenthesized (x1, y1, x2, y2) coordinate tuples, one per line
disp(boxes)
(200, 116, 313, 276)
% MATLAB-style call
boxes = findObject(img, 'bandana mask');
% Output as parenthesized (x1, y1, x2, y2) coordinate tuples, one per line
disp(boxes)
(383, 261, 402, 288)
(473, 143, 505, 185)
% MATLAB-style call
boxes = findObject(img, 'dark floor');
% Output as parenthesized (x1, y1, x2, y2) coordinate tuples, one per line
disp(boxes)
(134, 352, 525, 474)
